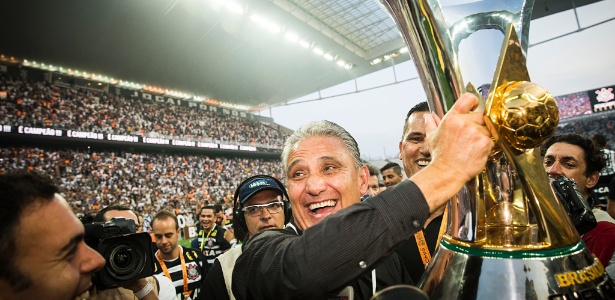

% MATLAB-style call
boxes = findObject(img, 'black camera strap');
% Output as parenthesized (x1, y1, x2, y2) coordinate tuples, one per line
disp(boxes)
(156, 246, 192, 299)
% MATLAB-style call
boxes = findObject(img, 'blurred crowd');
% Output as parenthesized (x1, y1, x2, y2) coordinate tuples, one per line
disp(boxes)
(0, 146, 283, 224)
(0, 76, 288, 148)
(556, 113, 615, 145)
(555, 92, 593, 118)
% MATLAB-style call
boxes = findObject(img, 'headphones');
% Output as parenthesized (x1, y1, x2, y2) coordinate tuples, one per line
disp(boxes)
(232, 175, 292, 240)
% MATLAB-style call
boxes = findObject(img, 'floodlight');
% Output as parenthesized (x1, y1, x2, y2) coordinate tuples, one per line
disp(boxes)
(226, 1, 244, 15)
(284, 32, 299, 43)
(298, 40, 310, 48)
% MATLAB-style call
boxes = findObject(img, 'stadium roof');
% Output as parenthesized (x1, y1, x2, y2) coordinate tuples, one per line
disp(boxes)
(0, 0, 602, 110)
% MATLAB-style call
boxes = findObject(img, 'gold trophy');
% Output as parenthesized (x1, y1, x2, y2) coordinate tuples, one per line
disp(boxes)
(379, 0, 615, 298)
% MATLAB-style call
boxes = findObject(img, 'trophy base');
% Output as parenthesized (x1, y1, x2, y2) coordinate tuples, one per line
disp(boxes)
(420, 240, 615, 299)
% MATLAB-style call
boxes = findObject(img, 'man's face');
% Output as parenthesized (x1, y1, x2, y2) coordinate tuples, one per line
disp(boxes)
(286, 135, 368, 231)
(367, 175, 380, 196)
(152, 217, 180, 256)
(544, 142, 599, 198)
(199, 208, 216, 231)
(243, 190, 286, 237)
(2, 195, 105, 299)
(399, 111, 431, 178)
(381, 168, 403, 188)
(215, 210, 225, 226)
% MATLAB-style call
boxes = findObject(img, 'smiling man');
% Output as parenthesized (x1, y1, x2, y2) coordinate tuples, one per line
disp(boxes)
(191, 205, 232, 272)
(232, 94, 494, 299)
(380, 162, 404, 188)
(0, 171, 105, 300)
(395, 101, 447, 283)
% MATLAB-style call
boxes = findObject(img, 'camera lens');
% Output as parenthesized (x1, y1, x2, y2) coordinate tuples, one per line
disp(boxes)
(109, 245, 137, 274)
(109, 244, 138, 275)
(95, 232, 154, 288)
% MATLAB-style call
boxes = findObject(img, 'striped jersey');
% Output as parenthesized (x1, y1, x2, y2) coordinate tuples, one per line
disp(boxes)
(601, 149, 615, 176)
(154, 246, 206, 300)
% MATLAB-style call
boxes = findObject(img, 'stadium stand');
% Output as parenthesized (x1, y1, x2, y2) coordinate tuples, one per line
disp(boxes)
(0, 146, 284, 227)
(555, 113, 615, 146)
(0, 75, 288, 149)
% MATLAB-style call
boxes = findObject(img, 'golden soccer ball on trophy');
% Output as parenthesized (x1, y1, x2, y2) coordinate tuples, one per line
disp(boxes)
(489, 81, 559, 150)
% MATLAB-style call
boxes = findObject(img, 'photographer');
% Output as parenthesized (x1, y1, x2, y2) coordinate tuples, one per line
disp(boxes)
(543, 134, 615, 268)
(91, 205, 176, 300)
(0, 170, 105, 299)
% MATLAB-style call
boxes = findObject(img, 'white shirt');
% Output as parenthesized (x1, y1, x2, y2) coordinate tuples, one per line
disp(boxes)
(154, 274, 177, 300)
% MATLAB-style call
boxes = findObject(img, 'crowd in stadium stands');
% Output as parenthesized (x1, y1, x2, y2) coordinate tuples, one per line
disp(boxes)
(0, 75, 288, 148)
(556, 113, 615, 146)
(555, 92, 593, 118)
(0, 146, 283, 231)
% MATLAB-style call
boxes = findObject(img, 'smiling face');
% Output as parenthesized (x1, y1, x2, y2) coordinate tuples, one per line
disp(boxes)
(199, 208, 216, 232)
(399, 111, 431, 178)
(286, 135, 368, 231)
(1, 195, 105, 300)
(243, 190, 286, 237)
(381, 168, 403, 188)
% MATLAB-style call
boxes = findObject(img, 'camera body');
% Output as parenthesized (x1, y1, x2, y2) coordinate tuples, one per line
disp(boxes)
(84, 218, 155, 289)
(550, 175, 597, 235)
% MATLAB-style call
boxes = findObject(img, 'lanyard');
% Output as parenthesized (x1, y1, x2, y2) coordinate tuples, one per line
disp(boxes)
(414, 206, 448, 268)
(199, 226, 215, 251)
(156, 246, 191, 298)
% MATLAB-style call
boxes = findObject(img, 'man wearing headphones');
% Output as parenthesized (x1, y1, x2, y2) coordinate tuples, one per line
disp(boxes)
(197, 175, 290, 300)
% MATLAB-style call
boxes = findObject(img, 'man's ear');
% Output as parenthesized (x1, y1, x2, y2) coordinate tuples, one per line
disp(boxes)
(398, 141, 403, 160)
(358, 165, 369, 195)
(585, 171, 600, 189)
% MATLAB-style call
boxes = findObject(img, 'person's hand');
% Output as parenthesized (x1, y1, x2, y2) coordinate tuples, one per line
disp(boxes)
(412, 93, 494, 212)
(425, 93, 493, 183)
(224, 227, 235, 242)
(119, 278, 157, 299)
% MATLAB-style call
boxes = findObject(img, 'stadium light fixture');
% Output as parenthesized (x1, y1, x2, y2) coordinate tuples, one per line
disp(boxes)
(284, 31, 299, 43)
(312, 47, 324, 56)
(250, 14, 281, 34)
(323, 53, 334, 61)
(226, 1, 244, 15)
(298, 39, 310, 48)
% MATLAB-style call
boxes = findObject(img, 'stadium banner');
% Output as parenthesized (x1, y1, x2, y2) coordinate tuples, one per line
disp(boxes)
(589, 85, 615, 113)
(110, 86, 254, 120)
(0, 125, 259, 152)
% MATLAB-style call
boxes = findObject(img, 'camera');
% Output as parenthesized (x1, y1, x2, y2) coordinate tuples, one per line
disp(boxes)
(83, 217, 155, 289)
(550, 175, 597, 235)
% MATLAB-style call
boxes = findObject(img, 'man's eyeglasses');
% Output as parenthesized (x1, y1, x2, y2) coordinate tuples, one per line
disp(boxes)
(242, 201, 284, 217)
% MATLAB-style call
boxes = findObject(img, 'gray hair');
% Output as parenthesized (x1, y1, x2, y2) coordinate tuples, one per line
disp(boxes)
(281, 120, 362, 178)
